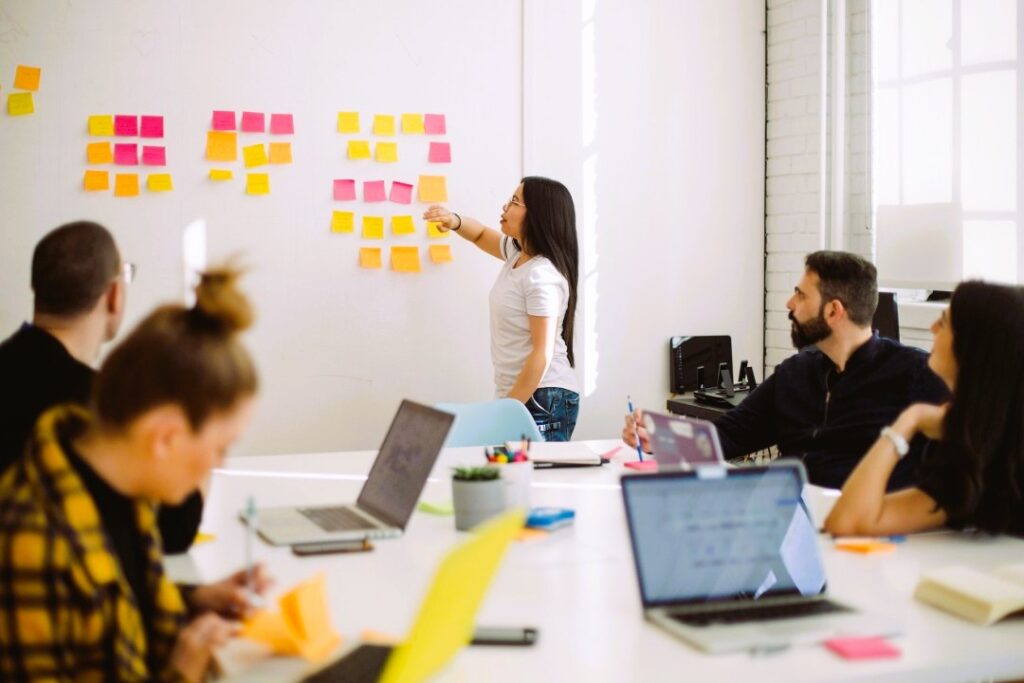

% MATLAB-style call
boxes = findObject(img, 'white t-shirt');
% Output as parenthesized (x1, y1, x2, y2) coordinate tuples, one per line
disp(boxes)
(489, 236, 579, 397)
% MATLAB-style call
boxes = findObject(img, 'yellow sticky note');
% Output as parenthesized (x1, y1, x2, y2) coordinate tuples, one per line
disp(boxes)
(401, 113, 424, 134)
(86, 142, 113, 164)
(418, 175, 448, 203)
(114, 173, 139, 197)
(243, 143, 268, 168)
(372, 114, 395, 136)
(206, 131, 238, 162)
(362, 216, 384, 239)
(193, 532, 217, 545)
(147, 173, 173, 192)
(7, 92, 34, 116)
(337, 111, 360, 133)
(242, 611, 300, 655)
(347, 140, 371, 160)
(331, 211, 354, 233)
(391, 215, 415, 235)
(427, 221, 450, 239)
(375, 142, 398, 163)
(83, 170, 109, 191)
(209, 169, 233, 181)
(391, 246, 422, 273)
(268, 142, 292, 164)
(429, 244, 453, 264)
(246, 173, 270, 195)
(242, 573, 341, 662)
(359, 247, 382, 269)
(88, 115, 114, 136)
(14, 65, 41, 91)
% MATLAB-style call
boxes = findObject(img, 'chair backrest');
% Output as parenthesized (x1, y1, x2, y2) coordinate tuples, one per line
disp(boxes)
(873, 291, 900, 342)
(435, 399, 543, 447)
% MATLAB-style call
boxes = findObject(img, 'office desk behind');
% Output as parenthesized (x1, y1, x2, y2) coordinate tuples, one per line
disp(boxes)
(666, 393, 732, 421)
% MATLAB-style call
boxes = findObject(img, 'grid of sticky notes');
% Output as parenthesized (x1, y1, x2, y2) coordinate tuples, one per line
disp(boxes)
(84, 114, 170, 195)
(205, 110, 295, 194)
(334, 111, 452, 272)
(5, 65, 41, 117)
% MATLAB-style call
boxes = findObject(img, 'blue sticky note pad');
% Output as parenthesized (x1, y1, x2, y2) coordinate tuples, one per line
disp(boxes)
(526, 507, 575, 530)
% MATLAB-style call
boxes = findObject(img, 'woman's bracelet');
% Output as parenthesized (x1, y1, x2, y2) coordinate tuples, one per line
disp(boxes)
(451, 213, 462, 231)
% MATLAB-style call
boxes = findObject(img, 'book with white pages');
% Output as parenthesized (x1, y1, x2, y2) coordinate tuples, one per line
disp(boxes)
(914, 564, 1024, 625)
(528, 441, 603, 466)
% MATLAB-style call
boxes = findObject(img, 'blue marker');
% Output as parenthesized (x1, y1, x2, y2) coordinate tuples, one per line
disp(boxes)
(627, 396, 644, 462)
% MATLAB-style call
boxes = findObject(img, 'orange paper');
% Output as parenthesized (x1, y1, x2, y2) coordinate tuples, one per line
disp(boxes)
(87, 142, 113, 164)
(114, 173, 139, 197)
(83, 170, 109, 191)
(428, 244, 453, 264)
(206, 131, 238, 162)
(14, 65, 41, 91)
(391, 246, 422, 273)
(268, 142, 292, 164)
(418, 175, 448, 202)
(359, 247, 383, 269)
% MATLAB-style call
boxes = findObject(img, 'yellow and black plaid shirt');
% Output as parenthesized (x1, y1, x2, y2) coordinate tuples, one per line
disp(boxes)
(0, 406, 188, 682)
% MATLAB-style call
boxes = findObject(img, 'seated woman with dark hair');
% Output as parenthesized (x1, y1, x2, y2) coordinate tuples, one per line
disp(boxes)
(826, 280, 1024, 537)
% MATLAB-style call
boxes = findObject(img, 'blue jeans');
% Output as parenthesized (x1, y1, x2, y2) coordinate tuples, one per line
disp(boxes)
(526, 387, 580, 442)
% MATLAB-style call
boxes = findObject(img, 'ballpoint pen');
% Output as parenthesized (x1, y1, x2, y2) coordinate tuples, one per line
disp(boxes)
(627, 396, 644, 462)
(244, 495, 264, 608)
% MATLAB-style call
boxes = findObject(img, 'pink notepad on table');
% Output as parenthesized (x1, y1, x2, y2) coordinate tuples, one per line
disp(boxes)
(825, 636, 900, 660)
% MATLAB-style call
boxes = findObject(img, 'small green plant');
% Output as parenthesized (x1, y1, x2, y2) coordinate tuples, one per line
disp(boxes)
(453, 466, 501, 482)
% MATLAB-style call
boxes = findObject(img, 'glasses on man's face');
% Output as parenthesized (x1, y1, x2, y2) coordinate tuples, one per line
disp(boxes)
(122, 262, 137, 284)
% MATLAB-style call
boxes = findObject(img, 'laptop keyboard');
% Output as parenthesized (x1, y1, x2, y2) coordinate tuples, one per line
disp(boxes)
(301, 644, 393, 683)
(670, 599, 851, 627)
(299, 506, 375, 532)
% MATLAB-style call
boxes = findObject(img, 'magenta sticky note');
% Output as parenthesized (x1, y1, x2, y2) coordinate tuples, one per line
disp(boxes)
(140, 115, 164, 138)
(269, 113, 294, 135)
(240, 111, 265, 133)
(114, 143, 139, 165)
(141, 146, 166, 166)
(333, 179, 356, 201)
(424, 113, 446, 135)
(428, 142, 451, 163)
(389, 181, 413, 204)
(364, 180, 387, 202)
(825, 637, 901, 661)
(212, 110, 236, 131)
(114, 115, 138, 136)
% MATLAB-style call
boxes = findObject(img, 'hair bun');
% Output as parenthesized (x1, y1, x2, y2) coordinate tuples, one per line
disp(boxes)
(192, 267, 253, 334)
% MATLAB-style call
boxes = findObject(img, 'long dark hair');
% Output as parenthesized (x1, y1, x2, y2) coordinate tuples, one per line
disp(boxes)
(518, 176, 579, 367)
(922, 281, 1024, 534)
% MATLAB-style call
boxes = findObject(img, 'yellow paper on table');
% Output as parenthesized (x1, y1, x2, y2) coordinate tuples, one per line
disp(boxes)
(243, 143, 268, 168)
(347, 140, 371, 160)
(337, 111, 360, 133)
(418, 175, 448, 202)
(372, 114, 395, 136)
(391, 215, 415, 235)
(147, 173, 173, 192)
(246, 173, 270, 195)
(114, 173, 139, 197)
(427, 221, 449, 239)
(391, 246, 422, 273)
(7, 92, 34, 116)
(83, 170, 109, 191)
(206, 131, 238, 162)
(428, 244, 453, 264)
(268, 142, 292, 164)
(401, 113, 424, 134)
(359, 247, 383, 269)
(362, 216, 384, 239)
(331, 211, 354, 233)
(192, 531, 217, 545)
(14, 65, 41, 91)
(241, 611, 299, 655)
(88, 115, 114, 136)
(209, 169, 233, 181)
(241, 573, 341, 662)
(375, 142, 398, 163)
(87, 142, 113, 164)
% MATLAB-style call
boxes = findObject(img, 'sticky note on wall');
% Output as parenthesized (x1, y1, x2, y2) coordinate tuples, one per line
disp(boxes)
(363, 180, 386, 202)
(333, 179, 356, 201)
(140, 115, 164, 138)
(391, 215, 415, 235)
(14, 65, 41, 91)
(429, 244, 453, 263)
(246, 173, 270, 195)
(424, 113, 446, 135)
(240, 111, 265, 133)
(401, 113, 424, 134)
(362, 216, 384, 239)
(391, 246, 422, 273)
(209, 169, 233, 181)
(87, 142, 113, 164)
(389, 181, 413, 204)
(347, 140, 371, 160)
(141, 146, 166, 166)
(269, 142, 292, 164)
(427, 221, 449, 238)
(359, 247, 382, 269)
(114, 173, 139, 197)
(337, 111, 360, 133)
(428, 142, 451, 163)
(270, 113, 294, 135)
(212, 110, 236, 131)
(7, 92, 34, 116)
(89, 115, 114, 136)
(418, 175, 448, 202)
(114, 115, 138, 136)
(372, 114, 395, 136)
(83, 170, 110, 191)
(243, 143, 268, 168)
(114, 143, 139, 166)
(375, 142, 398, 163)
(206, 131, 238, 161)
(331, 211, 354, 233)
(147, 173, 173, 192)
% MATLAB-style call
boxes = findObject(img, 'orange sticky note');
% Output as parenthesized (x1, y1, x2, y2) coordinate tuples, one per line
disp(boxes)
(206, 131, 238, 162)
(331, 211, 354, 233)
(114, 173, 140, 197)
(7, 92, 34, 116)
(83, 170, 109, 191)
(401, 113, 424, 134)
(86, 142, 113, 164)
(14, 65, 41, 91)
(268, 142, 292, 164)
(147, 173, 173, 192)
(372, 114, 395, 136)
(362, 216, 384, 239)
(428, 244, 453, 264)
(418, 175, 448, 202)
(337, 111, 360, 133)
(834, 538, 897, 555)
(375, 142, 398, 163)
(209, 169, 233, 181)
(242, 611, 300, 655)
(427, 221, 449, 238)
(88, 115, 114, 136)
(391, 246, 422, 273)
(243, 143, 268, 168)
(347, 140, 371, 160)
(359, 247, 382, 269)
(246, 173, 270, 195)
(391, 215, 415, 235)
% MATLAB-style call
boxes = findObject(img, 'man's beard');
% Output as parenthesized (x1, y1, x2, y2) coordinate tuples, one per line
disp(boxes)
(789, 308, 831, 349)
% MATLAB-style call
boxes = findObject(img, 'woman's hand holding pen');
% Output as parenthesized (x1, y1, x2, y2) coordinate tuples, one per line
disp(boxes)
(622, 409, 652, 454)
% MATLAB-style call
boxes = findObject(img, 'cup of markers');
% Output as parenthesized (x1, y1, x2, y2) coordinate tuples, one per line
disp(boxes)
(485, 438, 533, 511)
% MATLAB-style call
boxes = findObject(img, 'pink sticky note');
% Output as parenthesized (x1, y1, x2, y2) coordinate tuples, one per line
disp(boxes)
(269, 113, 294, 135)
(333, 179, 356, 201)
(140, 115, 164, 138)
(212, 110, 236, 131)
(141, 146, 166, 166)
(428, 142, 451, 163)
(424, 113, 446, 135)
(114, 143, 139, 165)
(825, 637, 901, 661)
(240, 111, 265, 133)
(364, 180, 387, 202)
(114, 115, 138, 136)
(389, 181, 413, 204)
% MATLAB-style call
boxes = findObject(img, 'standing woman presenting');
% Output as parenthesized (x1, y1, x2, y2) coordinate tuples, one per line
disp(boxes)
(424, 176, 580, 441)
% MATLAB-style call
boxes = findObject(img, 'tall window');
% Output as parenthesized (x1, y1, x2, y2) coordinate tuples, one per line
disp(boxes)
(872, 0, 1020, 284)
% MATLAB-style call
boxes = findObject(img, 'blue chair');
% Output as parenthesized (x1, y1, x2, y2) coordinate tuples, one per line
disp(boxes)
(435, 399, 543, 447)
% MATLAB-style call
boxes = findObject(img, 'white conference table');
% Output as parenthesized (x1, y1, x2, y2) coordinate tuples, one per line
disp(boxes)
(168, 439, 1024, 683)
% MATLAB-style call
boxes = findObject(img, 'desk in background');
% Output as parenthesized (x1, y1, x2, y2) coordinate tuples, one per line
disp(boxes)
(666, 392, 733, 421)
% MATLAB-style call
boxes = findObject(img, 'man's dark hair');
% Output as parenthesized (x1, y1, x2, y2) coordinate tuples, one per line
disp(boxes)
(804, 251, 878, 326)
(31, 221, 121, 317)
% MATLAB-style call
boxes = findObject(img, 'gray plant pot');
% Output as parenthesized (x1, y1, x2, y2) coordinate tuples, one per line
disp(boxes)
(452, 478, 506, 531)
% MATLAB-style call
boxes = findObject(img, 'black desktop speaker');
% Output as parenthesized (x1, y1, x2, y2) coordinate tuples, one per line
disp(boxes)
(669, 336, 733, 394)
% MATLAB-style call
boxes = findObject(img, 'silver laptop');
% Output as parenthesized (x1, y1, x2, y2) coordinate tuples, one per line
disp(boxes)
(621, 462, 898, 654)
(643, 411, 726, 468)
(252, 400, 454, 546)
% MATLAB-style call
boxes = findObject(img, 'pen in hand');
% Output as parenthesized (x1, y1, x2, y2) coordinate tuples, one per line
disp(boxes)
(244, 495, 264, 609)
(627, 396, 644, 462)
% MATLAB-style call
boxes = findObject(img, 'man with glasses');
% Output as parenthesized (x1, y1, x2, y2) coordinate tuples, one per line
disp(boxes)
(0, 221, 203, 552)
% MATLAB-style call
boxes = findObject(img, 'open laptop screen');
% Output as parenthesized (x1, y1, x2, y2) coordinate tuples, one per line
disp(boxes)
(621, 464, 826, 608)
